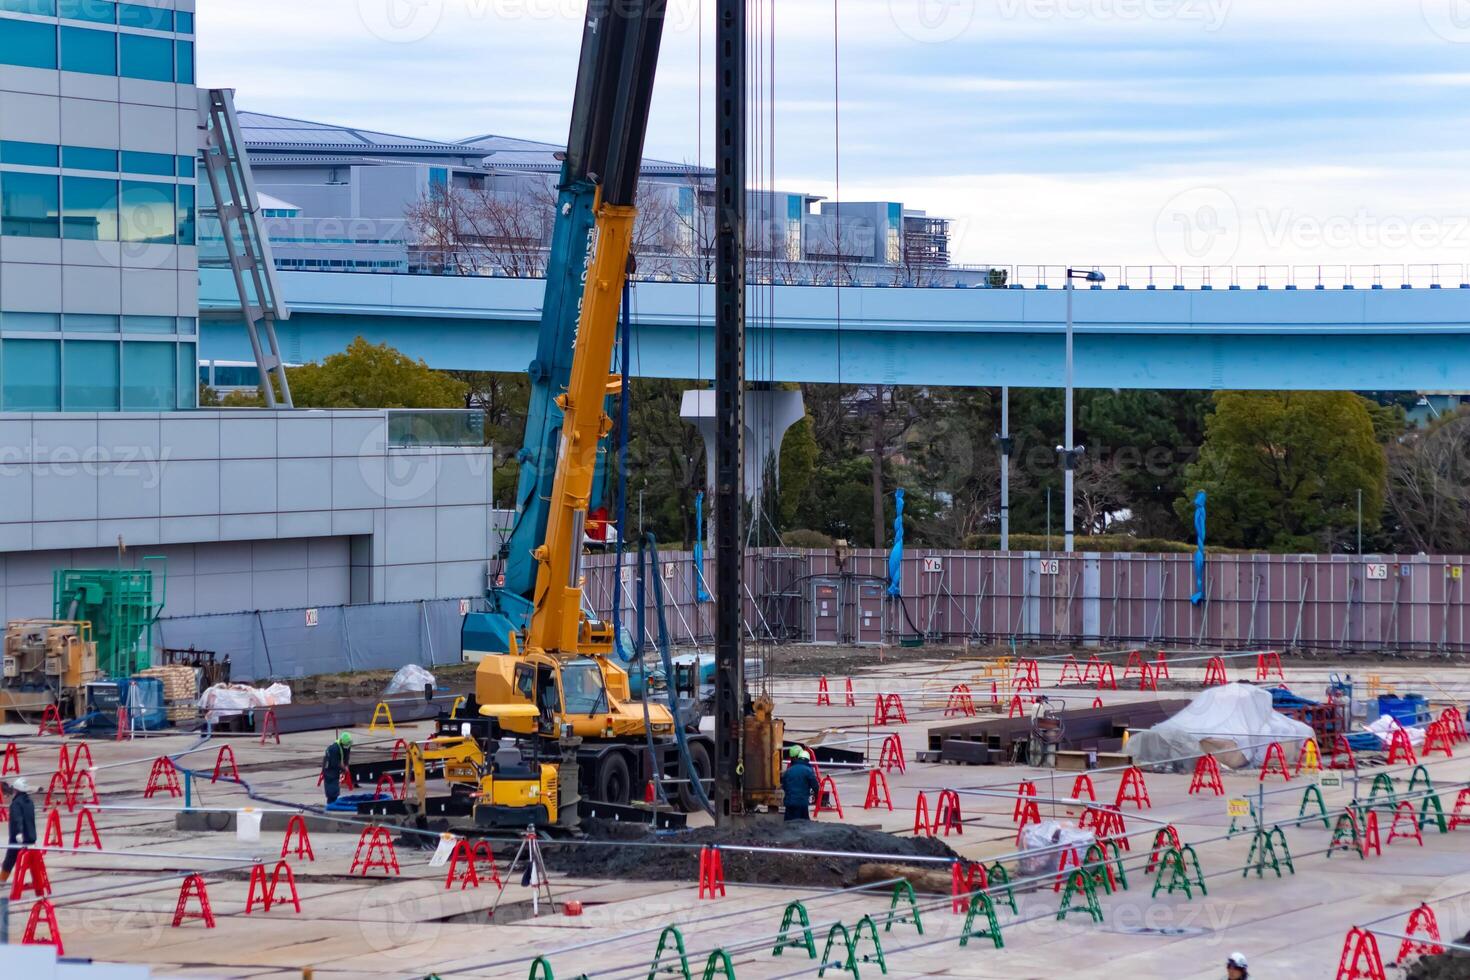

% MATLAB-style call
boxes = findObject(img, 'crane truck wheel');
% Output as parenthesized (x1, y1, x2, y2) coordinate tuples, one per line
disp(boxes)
(677, 741, 711, 813)
(595, 751, 633, 805)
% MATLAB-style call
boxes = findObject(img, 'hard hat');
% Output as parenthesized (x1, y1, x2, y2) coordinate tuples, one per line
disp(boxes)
(1227, 952, 1248, 968)
(8, 777, 29, 793)
(338, 732, 353, 746)
(788, 745, 804, 759)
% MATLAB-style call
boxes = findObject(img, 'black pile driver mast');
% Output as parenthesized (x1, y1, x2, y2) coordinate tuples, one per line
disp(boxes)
(712, 0, 747, 822)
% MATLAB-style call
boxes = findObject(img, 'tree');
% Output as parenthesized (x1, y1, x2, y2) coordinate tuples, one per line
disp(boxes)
(450, 370, 530, 507)
(1385, 409, 1470, 553)
(1176, 391, 1387, 551)
(287, 337, 467, 409)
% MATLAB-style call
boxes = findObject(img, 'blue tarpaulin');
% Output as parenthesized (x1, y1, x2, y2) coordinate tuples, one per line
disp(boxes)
(887, 488, 905, 596)
(693, 491, 710, 602)
(1191, 490, 1207, 605)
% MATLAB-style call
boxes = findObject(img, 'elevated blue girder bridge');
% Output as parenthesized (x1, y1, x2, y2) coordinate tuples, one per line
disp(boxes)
(199, 269, 1470, 390)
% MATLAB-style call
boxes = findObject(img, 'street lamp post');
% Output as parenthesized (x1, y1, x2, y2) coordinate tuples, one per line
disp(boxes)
(1061, 268, 1105, 553)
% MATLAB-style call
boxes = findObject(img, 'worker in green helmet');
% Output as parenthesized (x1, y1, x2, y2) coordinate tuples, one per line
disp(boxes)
(781, 745, 819, 822)
(322, 731, 352, 805)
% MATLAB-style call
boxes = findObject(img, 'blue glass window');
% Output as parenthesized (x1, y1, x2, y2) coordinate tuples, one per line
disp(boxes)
(59, 0, 116, 23)
(4, 312, 60, 332)
(176, 10, 192, 33)
(60, 25, 116, 75)
(177, 343, 197, 409)
(174, 38, 192, 84)
(429, 167, 448, 189)
(63, 339, 119, 410)
(65, 314, 119, 332)
(118, 179, 173, 243)
(123, 341, 175, 408)
(176, 316, 196, 335)
(176, 183, 194, 245)
(122, 315, 171, 333)
(117, 2, 170, 30)
(176, 154, 195, 178)
(62, 175, 119, 240)
(118, 31, 170, 81)
(0, 140, 59, 167)
(0, 0, 57, 15)
(63, 145, 118, 171)
(2, 339, 61, 411)
(121, 150, 174, 176)
(0, 18, 58, 69)
(1, 171, 60, 237)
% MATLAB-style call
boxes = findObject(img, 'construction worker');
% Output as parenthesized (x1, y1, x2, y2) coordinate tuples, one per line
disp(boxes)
(780, 746, 819, 822)
(1226, 952, 1249, 979)
(0, 778, 36, 884)
(321, 732, 352, 805)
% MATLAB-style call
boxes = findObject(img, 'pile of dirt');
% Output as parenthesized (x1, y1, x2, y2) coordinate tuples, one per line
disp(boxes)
(1405, 932, 1470, 980)
(542, 816, 958, 889)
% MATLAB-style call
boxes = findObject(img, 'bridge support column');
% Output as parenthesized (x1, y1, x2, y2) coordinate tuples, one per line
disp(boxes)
(680, 388, 805, 510)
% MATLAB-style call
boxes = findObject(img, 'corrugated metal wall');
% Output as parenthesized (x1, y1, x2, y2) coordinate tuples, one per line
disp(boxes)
(583, 549, 1470, 653)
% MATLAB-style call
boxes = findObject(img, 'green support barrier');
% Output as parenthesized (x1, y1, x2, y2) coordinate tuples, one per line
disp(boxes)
(1057, 869, 1103, 923)
(818, 923, 858, 978)
(772, 901, 816, 958)
(1327, 810, 1365, 859)
(1082, 842, 1116, 895)
(700, 949, 736, 980)
(1407, 765, 1434, 797)
(1419, 791, 1448, 833)
(530, 957, 555, 980)
(986, 861, 1018, 913)
(1242, 829, 1282, 879)
(883, 880, 923, 936)
(1179, 844, 1208, 895)
(959, 893, 1003, 949)
(1266, 826, 1295, 875)
(649, 925, 692, 980)
(851, 916, 888, 975)
(1368, 772, 1397, 811)
(1100, 839, 1129, 891)
(1152, 848, 1196, 899)
(1299, 784, 1330, 829)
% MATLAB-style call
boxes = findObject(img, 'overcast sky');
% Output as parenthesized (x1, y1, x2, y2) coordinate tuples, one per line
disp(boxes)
(202, 0, 1470, 272)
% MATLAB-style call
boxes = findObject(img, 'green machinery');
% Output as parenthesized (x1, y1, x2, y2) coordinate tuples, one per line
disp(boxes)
(52, 558, 166, 677)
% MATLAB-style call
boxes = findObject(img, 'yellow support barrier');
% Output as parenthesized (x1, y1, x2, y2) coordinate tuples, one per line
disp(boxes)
(369, 701, 396, 733)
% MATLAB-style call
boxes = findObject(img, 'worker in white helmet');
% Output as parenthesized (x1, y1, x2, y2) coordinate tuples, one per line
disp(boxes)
(1226, 952, 1249, 979)
(0, 777, 36, 884)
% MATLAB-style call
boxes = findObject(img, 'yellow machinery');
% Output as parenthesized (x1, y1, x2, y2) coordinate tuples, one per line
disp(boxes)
(1, 620, 98, 722)
(397, 735, 570, 830)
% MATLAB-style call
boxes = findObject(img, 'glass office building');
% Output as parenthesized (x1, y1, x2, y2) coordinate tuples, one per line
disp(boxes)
(0, 0, 199, 411)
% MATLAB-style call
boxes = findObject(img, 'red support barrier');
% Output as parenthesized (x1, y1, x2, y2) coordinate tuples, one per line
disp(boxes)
(1329, 733, 1357, 770)
(1387, 727, 1417, 765)
(2, 742, 18, 775)
(878, 733, 906, 774)
(813, 775, 843, 819)
(1081, 655, 1101, 682)
(1421, 720, 1454, 759)
(1123, 650, 1144, 678)
(1362, 809, 1382, 858)
(70, 742, 93, 773)
(1052, 845, 1085, 892)
(9, 849, 50, 899)
(816, 675, 831, 706)
(391, 738, 410, 761)
(45, 771, 76, 812)
(933, 789, 962, 836)
(1259, 742, 1292, 782)
(269, 860, 302, 914)
(349, 826, 401, 876)
(1387, 802, 1424, 847)
(1114, 766, 1152, 810)
(470, 840, 502, 888)
(863, 769, 892, 811)
(1013, 659, 1040, 690)
(1013, 800, 1041, 845)
(375, 773, 402, 801)
(1070, 772, 1095, 802)
(42, 807, 63, 848)
(944, 684, 976, 717)
(844, 677, 856, 707)
(887, 693, 908, 724)
(1450, 788, 1470, 831)
(172, 874, 216, 928)
(1091, 696, 1104, 708)
(873, 695, 890, 727)
(1007, 694, 1025, 718)
(1255, 651, 1285, 681)
(56, 744, 73, 779)
(281, 814, 315, 861)
(1440, 706, 1467, 743)
(259, 708, 281, 745)
(1189, 754, 1224, 796)
(1095, 663, 1118, 691)
(1203, 656, 1228, 686)
(245, 862, 272, 914)
(1397, 903, 1444, 961)
(1335, 927, 1387, 980)
(1153, 652, 1171, 679)
(951, 860, 986, 914)
(211, 744, 240, 783)
(697, 845, 726, 899)
(1145, 825, 1184, 875)
(37, 704, 64, 738)
(21, 899, 63, 954)
(446, 839, 481, 890)
(913, 791, 932, 836)
(1138, 662, 1158, 692)
(1012, 780, 1037, 823)
(72, 808, 101, 850)
(1058, 656, 1083, 684)
(144, 757, 182, 799)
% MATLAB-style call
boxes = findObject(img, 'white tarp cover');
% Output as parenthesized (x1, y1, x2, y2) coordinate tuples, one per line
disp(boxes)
(1126, 683, 1314, 769)
(197, 682, 292, 725)
(384, 664, 436, 696)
